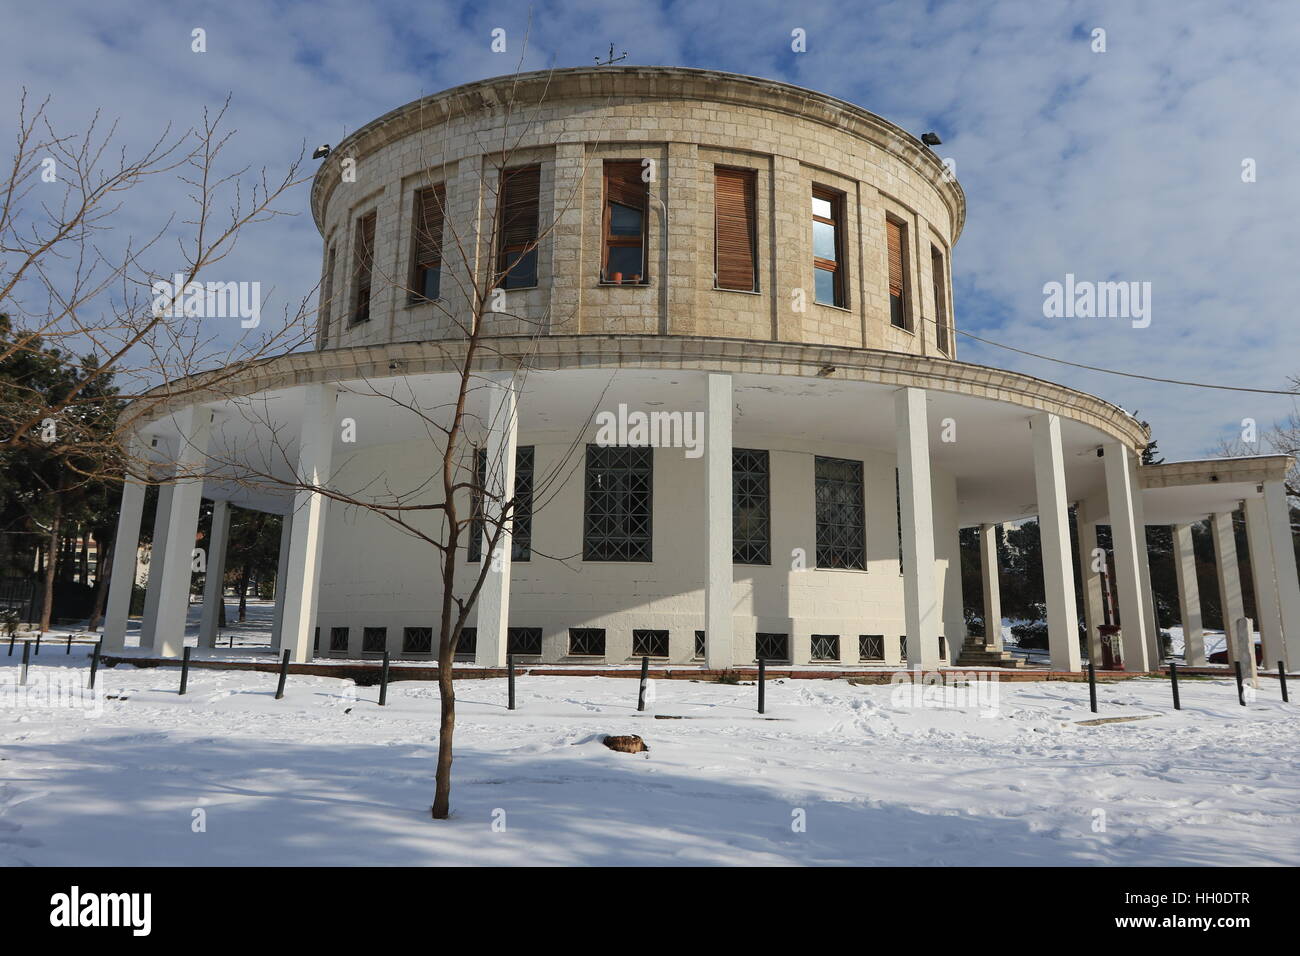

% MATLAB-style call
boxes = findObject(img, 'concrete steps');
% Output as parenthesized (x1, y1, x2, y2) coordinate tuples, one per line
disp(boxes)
(954, 640, 1029, 668)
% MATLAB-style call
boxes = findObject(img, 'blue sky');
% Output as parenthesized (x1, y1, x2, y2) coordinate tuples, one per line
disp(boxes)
(3, 0, 1298, 460)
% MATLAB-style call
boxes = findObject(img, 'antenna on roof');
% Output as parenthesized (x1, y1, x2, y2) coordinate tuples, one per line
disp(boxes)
(595, 43, 627, 66)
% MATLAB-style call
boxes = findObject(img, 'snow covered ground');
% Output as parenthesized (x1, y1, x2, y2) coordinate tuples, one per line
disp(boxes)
(3, 643, 1297, 866)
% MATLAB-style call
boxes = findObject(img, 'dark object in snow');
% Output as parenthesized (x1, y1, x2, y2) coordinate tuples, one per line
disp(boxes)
(603, 734, 648, 754)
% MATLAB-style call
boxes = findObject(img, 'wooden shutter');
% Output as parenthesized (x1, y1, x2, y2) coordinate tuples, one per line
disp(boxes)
(413, 185, 445, 268)
(715, 168, 757, 291)
(604, 161, 646, 210)
(887, 219, 904, 299)
(499, 165, 540, 253)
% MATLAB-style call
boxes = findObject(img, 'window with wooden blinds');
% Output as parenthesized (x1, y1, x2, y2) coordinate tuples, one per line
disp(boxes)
(931, 244, 950, 354)
(497, 165, 540, 289)
(714, 167, 757, 291)
(410, 184, 445, 301)
(351, 211, 376, 325)
(602, 161, 647, 283)
(887, 217, 909, 329)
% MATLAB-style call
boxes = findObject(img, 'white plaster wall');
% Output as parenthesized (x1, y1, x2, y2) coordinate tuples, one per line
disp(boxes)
(314, 429, 966, 666)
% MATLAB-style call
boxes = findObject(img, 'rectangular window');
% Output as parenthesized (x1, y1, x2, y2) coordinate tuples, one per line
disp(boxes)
(410, 184, 445, 301)
(313, 627, 320, 652)
(456, 627, 477, 659)
(815, 456, 865, 570)
(507, 627, 543, 656)
(403, 626, 433, 654)
(320, 243, 337, 341)
(351, 212, 376, 325)
(887, 217, 909, 329)
(931, 245, 949, 354)
(694, 630, 706, 660)
(714, 167, 757, 291)
(632, 629, 670, 658)
(812, 188, 844, 306)
(602, 161, 647, 284)
(497, 165, 540, 289)
(899, 635, 908, 661)
(468, 446, 535, 563)
(756, 632, 790, 662)
(568, 628, 606, 657)
(329, 626, 349, 653)
(583, 444, 653, 561)
(938, 635, 947, 660)
(733, 448, 771, 565)
(362, 627, 386, 654)
(859, 634, 885, 661)
(810, 634, 840, 661)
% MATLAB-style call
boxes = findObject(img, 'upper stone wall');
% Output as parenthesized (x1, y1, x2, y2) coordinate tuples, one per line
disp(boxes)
(311, 67, 965, 358)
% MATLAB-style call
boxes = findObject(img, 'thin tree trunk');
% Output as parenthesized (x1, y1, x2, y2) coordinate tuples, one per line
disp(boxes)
(79, 532, 89, 583)
(87, 536, 113, 631)
(40, 501, 63, 632)
(238, 562, 251, 621)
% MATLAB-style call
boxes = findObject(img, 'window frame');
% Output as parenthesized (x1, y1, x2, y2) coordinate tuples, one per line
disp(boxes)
(507, 627, 543, 656)
(403, 626, 434, 654)
(810, 634, 840, 662)
(467, 445, 535, 563)
(811, 186, 846, 308)
(329, 626, 350, 654)
(887, 215, 911, 330)
(859, 634, 885, 662)
(350, 211, 377, 325)
(733, 448, 771, 565)
(814, 455, 866, 570)
(583, 444, 653, 562)
(496, 164, 541, 290)
(568, 627, 606, 657)
(361, 626, 387, 655)
(714, 165, 758, 293)
(755, 632, 790, 663)
(931, 243, 950, 354)
(632, 629, 670, 659)
(601, 160, 649, 285)
(409, 184, 446, 303)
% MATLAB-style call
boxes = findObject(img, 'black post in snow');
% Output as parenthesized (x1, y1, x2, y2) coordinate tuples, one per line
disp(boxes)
(378, 650, 390, 706)
(637, 656, 649, 712)
(88, 639, 101, 689)
(1278, 662, 1288, 703)
(1169, 661, 1180, 711)
(758, 656, 766, 714)
(20, 640, 31, 685)
(179, 647, 192, 695)
(274, 649, 290, 700)
(34, 633, 41, 655)
(1234, 660, 1246, 707)
(1087, 658, 1098, 714)
(7, 633, 13, 655)
(66, 634, 73, 655)
(507, 653, 516, 710)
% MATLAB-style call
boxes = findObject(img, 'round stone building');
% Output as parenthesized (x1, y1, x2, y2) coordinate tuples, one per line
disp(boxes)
(102, 67, 1300, 674)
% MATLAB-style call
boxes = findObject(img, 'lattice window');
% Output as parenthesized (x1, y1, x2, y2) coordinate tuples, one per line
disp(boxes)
(456, 627, 477, 658)
(632, 629, 669, 658)
(568, 628, 606, 657)
(859, 635, 884, 661)
(507, 627, 542, 656)
(733, 448, 771, 565)
(810, 634, 840, 661)
(694, 630, 706, 660)
(815, 456, 865, 569)
(938, 636, 947, 660)
(756, 632, 789, 662)
(313, 627, 320, 652)
(351, 211, 376, 325)
(403, 627, 433, 654)
(329, 627, 349, 652)
(362, 627, 387, 653)
(468, 446, 534, 563)
(583, 445, 653, 561)
(899, 635, 908, 661)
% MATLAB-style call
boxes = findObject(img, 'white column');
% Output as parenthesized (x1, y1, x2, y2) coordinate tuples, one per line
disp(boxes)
(198, 499, 231, 648)
(1103, 443, 1149, 671)
(279, 384, 338, 664)
(1129, 459, 1162, 666)
(151, 407, 212, 657)
(1243, 496, 1284, 667)
(474, 373, 519, 668)
(978, 523, 1003, 650)
(1211, 511, 1245, 664)
(1031, 412, 1081, 672)
(269, 515, 293, 651)
(139, 482, 174, 648)
(102, 468, 148, 652)
(1075, 500, 1105, 666)
(1172, 523, 1205, 665)
(1263, 479, 1300, 670)
(896, 388, 940, 670)
(704, 373, 734, 669)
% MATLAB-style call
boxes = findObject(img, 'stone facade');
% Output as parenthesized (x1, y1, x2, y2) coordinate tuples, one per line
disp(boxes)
(311, 67, 963, 358)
